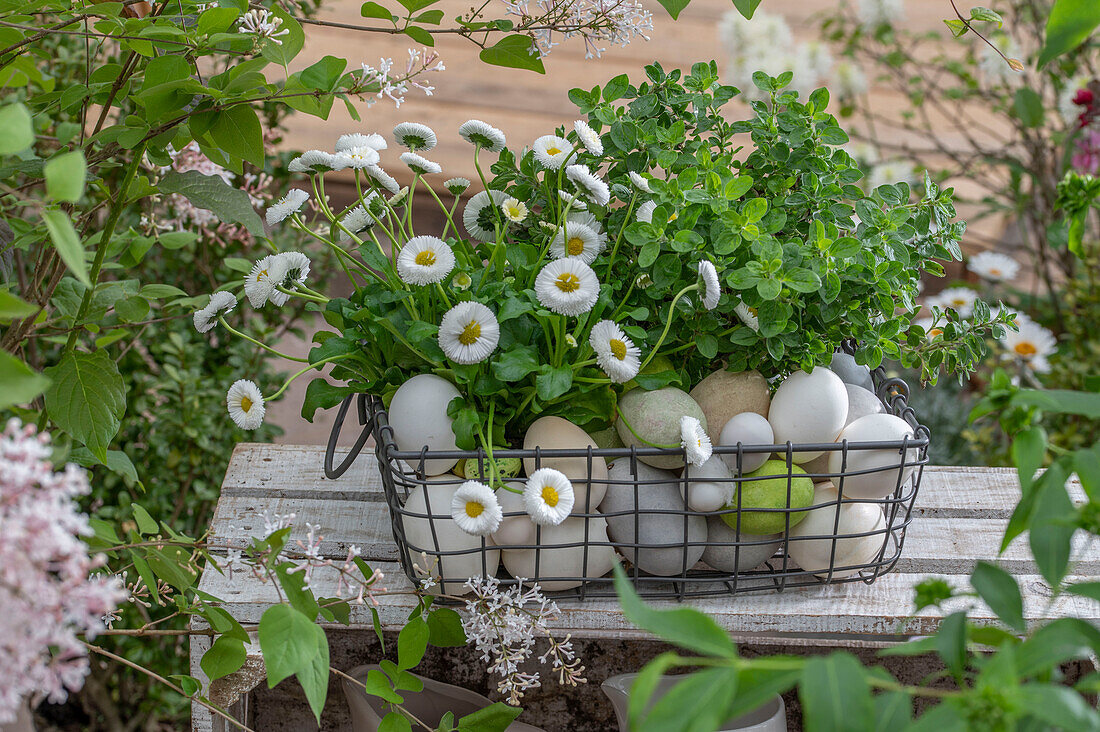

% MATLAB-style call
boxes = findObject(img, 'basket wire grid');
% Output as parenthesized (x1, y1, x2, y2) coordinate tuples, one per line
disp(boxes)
(326, 359, 930, 601)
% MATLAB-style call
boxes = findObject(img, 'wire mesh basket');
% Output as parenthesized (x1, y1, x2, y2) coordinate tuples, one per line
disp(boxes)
(325, 360, 929, 601)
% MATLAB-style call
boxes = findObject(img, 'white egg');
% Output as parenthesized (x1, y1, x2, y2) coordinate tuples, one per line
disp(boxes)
(787, 484, 887, 579)
(681, 456, 735, 512)
(388, 374, 461, 476)
(718, 412, 774, 474)
(768, 367, 849, 463)
(490, 482, 536, 548)
(501, 517, 618, 591)
(827, 413, 919, 499)
(401, 480, 501, 595)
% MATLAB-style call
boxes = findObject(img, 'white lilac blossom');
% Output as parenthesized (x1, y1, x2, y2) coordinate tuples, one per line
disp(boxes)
(533, 135, 574, 169)
(857, 0, 905, 30)
(336, 132, 388, 152)
(238, 8, 289, 44)
(549, 220, 602, 264)
(628, 171, 652, 193)
(867, 160, 917, 191)
(463, 190, 507, 242)
(928, 287, 978, 317)
(698, 261, 721, 310)
(445, 177, 470, 195)
(193, 291, 237, 334)
(681, 416, 713, 466)
(400, 152, 442, 175)
(718, 11, 824, 101)
(734, 302, 759, 332)
(589, 319, 641, 383)
(396, 235, 456, 285)
(1000, 318, 1056, 373)
(360, 49, 444, 108)
(226, 379, 266, 429)
(833, 60, 868, 100)
(459, 119, 506, 152)
(501, 197, 528, 223)
(245, 254, 290, 308)
(535, 258, 600, 316)
(393, 122, 437, 151)
(558, 190, 587, 211)
(438, 301, 500, 364)
(265, 188, 309, 226)
(523, 469, 575, 525)
(501, 0, 652, 59)
(288, 150, 335, 173)
(968, 251, 1020, 282)
(565, 164, 610, 206)
(573, 120, 603, 155)
(636, 200, 656, 223)
(450, 481, 502, 536)
(461, 576, 585, 705)
(0, 421, 126, 723)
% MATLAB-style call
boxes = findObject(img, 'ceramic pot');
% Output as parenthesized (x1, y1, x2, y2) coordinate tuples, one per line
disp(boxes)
(601, 673, 786, 732)
(342, 665, 545, 732)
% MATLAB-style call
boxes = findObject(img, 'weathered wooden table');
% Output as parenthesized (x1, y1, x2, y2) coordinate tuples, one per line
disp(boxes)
(191, 443, 1097, 731)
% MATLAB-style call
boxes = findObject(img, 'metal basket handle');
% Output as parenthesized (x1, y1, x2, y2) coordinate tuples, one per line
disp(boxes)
(324, 393, 372, 479)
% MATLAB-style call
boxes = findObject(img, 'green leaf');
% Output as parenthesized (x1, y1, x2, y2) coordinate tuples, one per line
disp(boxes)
(613, 565, 737, 658)
(627, 652, 682, 728)
(131, 503, 158, 534)
(536, 365, 573, 401)
(43, 350, 126, 463)
(397, 0, 439, 11)
(1013, 389, 1100, 419)
(0, 350, 51, 410)
(301, 379, 354, 422)
(258, 604, 323, 687)
(44, 151, 87, 203)
(426, 608, 466, 647)
(1017, 684, 1100, 731)
(799, 653, 873, 732)
(783, 269, 821, 293)
(479, 35, 545, 74)
(169, 674, 202, 696)
(296, 627, 330, 723)
(158, 171, 264, 236)
(1038, 0, 1100, 68)
(379, 713, 413, 732)
(970, 562, 1025, 632)
(404, 25, 434, 46)
(492, 347, 539, 382)
(934, 611, 969, 679)
(276, 563, 321, 621)
(261, 5, 305, 66)
(655, 0, 689, 20)
(456, 703, 523, 732)
(1013, 88, 1044, 128)
(1030, 467, 1076, 586)
(872, 690, 911, 730)
(0, 103, 33, 155)
(364, 668, 403, 703)
(732, 0, 762, 19)
(397, 617, 430, 670)
(42, 210, 91, 287)
(0, 291, 36, 321)
(201, 635, 247, 682)
(209, 106, 265, 168)
(642, 667, 741, 731)
(361, 1, 395, 20)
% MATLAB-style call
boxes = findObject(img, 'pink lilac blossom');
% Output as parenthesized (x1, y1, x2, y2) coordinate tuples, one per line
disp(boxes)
(360, 48, 445, 108)
(0, 420, 126, 723)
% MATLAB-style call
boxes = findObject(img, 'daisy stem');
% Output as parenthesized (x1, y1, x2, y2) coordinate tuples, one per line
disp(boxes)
(638, 284, 698, 373)
(616, 408, 678, 449)
(276, 285, 327, 304)
(610, 280, 636, 321)
(354, 173, 402, 245)
(218, 317, 309, 363)
(406, 174, 419, 237)
(422, 180, 459, 239)
(292, 214, 378, 285)
(605, 192, 637, 275)
(265, 354, 356, 402)
(434, 282, 452, 309)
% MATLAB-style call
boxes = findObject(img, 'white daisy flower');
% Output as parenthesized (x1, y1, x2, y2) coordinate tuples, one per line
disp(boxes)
(734, 302, 759, 331)
(397, 235, 456, 286)
(533, 135, 574, 169)
(558, 190, 588, 211)
(450, 481, 502, 536)
(244, 254, 290, 308)
(463, 190, 507, 242)
(698, 261, 721, 310)
(573, 119, 603, 155)
(438, 301, 500, 364)
(968, 251, 1019, 282)
(500, 197, 528, 223)
(914, 317, 944, 339)
(1000, 319, 1056, 371)
(340, 203, 372, 239)
(393, 122, 437, 151)
(400, 152, 442, 175)
(589, 320, 641, 383)
(275, 251, 310, 292)
(565, 164, 610, 206)
(365, 165, 400, 195)
(288, 150, 334, 173)
(567, 211, 608, 249)
(444, 177, 470, 195)
(227, 379, 265, 430)
(336, 132, 387, 152)
(389, 187, 410, 207)
(458, 119, 506, 152)
(928, 287, 978, 317)
(193, 291, 237, 334)
(636, 200, 656, 223)
(523, 468, 575, 526)
(265, 188, 309, 226)
(681, 415, 712, 466)
(342, 145, 381, 169)
(535, 258, 600, 316)
(628, 171, 652, 193)
(549, 221, 602, 264)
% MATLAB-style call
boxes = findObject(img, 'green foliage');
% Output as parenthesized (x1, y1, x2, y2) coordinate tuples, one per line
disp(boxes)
(1038, 0, 1100, 67)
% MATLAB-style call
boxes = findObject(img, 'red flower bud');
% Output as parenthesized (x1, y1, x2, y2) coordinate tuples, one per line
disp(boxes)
(1074, 89, 1094, 107)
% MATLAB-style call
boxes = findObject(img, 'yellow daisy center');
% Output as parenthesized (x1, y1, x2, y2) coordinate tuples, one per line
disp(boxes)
(546, 146, 561, 156)
(929, 327, 944, 337)
(667, 212, 678, 223)
(989, 268, 1002, 276)
(951, 297, 968, 306)
(458, 321, 482, 346)
(1014, 341, 1038, 357)
(255, 269, 267, 282)
(415, 250, 437, 267)
(541, 486, 559, 507)
(567, 237, 586, 256)
(465, 501, 483, 518)
(609, 338, 627, 361)
(240, 396, 253, 412)
(555, 273, 581, 293)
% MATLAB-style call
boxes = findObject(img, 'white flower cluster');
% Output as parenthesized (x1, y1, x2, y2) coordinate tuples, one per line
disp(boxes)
(360, 48, 444, 108)
(461, 575, 585, 704)
(718, 10, 830, 101)
(238, 8, 289, 44)
(501, 0, 653, 59)
(0, 420, 127, 723)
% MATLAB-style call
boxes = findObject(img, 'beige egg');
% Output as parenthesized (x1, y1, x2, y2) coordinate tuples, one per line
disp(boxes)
(787, 484, 887, 579)
(523, 416, 608, 510)
(501, 517, 618, 591)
